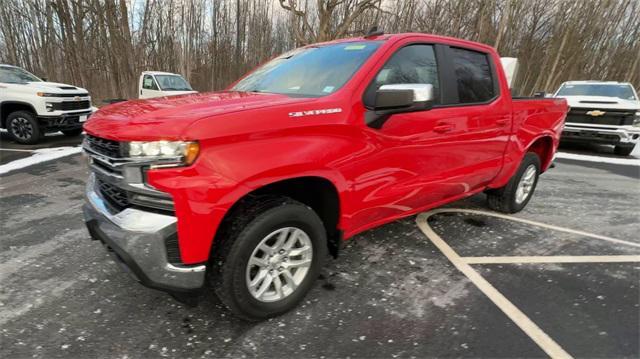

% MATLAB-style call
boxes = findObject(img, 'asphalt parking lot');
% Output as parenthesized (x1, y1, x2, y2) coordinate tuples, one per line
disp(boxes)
(1, 134, 639, 358)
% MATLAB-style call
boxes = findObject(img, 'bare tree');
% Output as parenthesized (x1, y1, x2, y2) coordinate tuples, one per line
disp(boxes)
(1, 0, 637, 102)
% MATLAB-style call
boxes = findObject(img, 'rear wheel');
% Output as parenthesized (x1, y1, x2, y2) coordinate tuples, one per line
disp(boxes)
(7, 111, 42, 144)
(486, 152, 541, 213)
(61, 128, 83, 137)
(614, 144, 634, 156)
(211, 196, 327, 321)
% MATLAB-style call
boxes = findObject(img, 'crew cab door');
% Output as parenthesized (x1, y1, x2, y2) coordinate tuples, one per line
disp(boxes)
(343, 42, 510, 233)
(139, 74, 162, 99)
(436, 46, 511, 187)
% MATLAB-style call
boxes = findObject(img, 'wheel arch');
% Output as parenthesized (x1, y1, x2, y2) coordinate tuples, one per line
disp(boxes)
(526, 135, 555, 172)
(214, 175, 343, 259)
(0, 101, 38, 128)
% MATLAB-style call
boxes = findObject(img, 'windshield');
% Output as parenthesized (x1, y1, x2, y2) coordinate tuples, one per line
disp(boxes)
(232, 41, 381, 97)
(556, 83, 637, 101)
(0, 66, 42, 84)
(155, 75, 192, 91)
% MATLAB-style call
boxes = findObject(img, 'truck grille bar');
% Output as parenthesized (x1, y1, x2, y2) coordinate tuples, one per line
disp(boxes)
(97, 178, 130, 210)
(51, 100, 91, 111)
(85, 134, 122, 158)
(567, 108, 635, 126)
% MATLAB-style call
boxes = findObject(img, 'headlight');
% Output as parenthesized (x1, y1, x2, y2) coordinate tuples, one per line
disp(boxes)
(634, 112, 640, 127)
(126, 141, 199, 167)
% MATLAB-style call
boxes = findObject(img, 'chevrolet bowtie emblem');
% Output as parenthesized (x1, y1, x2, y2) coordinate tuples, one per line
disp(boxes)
(74, 96, 80, 101)
(586, 110, 606, 117)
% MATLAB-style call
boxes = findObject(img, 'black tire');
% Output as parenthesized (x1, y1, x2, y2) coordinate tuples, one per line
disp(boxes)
(614, 144, 634, 156)
(486, 152, 541, 214)
(6, 111, 42, 144)
(61, 128, 83, 137)
(210, 196, 327, 321)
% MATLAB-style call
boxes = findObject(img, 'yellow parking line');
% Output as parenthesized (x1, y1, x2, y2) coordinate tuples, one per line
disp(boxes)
(462, 255, 640, 264)
(416, 211, 573, 359)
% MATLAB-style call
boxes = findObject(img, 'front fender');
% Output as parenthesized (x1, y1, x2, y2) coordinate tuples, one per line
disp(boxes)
(146, 131, 355, 264)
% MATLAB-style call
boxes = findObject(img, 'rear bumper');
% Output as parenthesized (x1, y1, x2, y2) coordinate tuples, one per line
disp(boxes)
(562, 123, 640, 146)
(83, 175, 206, 292)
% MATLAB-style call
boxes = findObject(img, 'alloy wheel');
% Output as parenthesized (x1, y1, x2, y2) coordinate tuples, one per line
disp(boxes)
(10, 117, 34, 141)
(515, 164, 537, 204)
(246, 227, 313, 302)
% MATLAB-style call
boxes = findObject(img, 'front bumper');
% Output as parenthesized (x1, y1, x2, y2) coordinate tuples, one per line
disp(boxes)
(83, 175, 206, 292)
(562, 123, 640, 145)
(39, 110, 92, 132)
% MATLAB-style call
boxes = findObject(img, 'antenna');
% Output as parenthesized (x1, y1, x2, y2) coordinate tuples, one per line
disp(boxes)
(364, 26, 384, 38)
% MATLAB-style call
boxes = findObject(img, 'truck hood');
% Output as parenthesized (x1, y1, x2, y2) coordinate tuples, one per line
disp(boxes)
(558, 95, 640, 111)
(23, 81, 89, 94)
(160, 90, 198, 96)
(84, 91, 309, 141)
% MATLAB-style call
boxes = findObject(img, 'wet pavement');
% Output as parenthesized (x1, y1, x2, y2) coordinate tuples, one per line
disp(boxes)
(0, 141, 639, 358)
(0, 131, 83, 165)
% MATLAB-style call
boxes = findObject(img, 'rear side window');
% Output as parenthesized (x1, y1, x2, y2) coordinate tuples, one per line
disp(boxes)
(364, 44, 439, 108)
(451, 48, 495, 103)
(143, 75, 158, 90)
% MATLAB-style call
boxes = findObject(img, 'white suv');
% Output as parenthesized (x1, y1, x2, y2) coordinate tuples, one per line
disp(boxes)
(0, 64, 93, 144)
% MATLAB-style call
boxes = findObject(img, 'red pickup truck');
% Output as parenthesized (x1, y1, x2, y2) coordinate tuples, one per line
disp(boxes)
(82, 32, 567, 320)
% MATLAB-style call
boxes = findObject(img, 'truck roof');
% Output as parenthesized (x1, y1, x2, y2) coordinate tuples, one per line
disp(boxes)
(142, 71, 181, 76)
(309, 32, 496, 54)
(561, 80, 633, 86)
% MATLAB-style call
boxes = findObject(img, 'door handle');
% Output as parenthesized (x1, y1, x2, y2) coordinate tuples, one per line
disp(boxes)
(434, 123, 454, 133)
(496, 118, 509, 126)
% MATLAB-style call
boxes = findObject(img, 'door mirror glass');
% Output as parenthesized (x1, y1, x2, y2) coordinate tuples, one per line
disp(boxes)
(375, 84, 434, 111)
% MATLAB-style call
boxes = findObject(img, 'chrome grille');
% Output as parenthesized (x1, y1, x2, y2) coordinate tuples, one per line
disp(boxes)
(85, 134, 122, 158)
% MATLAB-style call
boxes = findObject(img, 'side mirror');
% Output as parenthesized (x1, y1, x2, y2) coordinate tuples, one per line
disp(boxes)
(375, 84, 434, 111)
(533, 91, 546, 98)
(367, 84, 434, 129)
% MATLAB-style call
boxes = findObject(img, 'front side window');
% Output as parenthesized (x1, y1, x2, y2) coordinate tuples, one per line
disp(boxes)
(451, 47, 495, 103)
(142, 75, 159, 90)
(232, 41, 381, 97)
(0, 66, 42, 84)
(555, 84, 637, 101)
(155, 75, 192, 91)
(364, 44, 440, 108)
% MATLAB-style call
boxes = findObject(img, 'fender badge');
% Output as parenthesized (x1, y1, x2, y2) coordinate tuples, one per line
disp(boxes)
(289, 108, 342, 117)
(586, 110, 606, 117)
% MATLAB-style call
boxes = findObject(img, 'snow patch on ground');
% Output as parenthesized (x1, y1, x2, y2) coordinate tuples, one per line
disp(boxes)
(555, 151, 640, 166)
(0, 146, 82, 175)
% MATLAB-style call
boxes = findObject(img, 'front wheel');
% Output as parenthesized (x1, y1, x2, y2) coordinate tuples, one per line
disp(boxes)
(211, 196, 327, 321)
(486, 152, 541, 213)
(7, 111, 42, 144)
